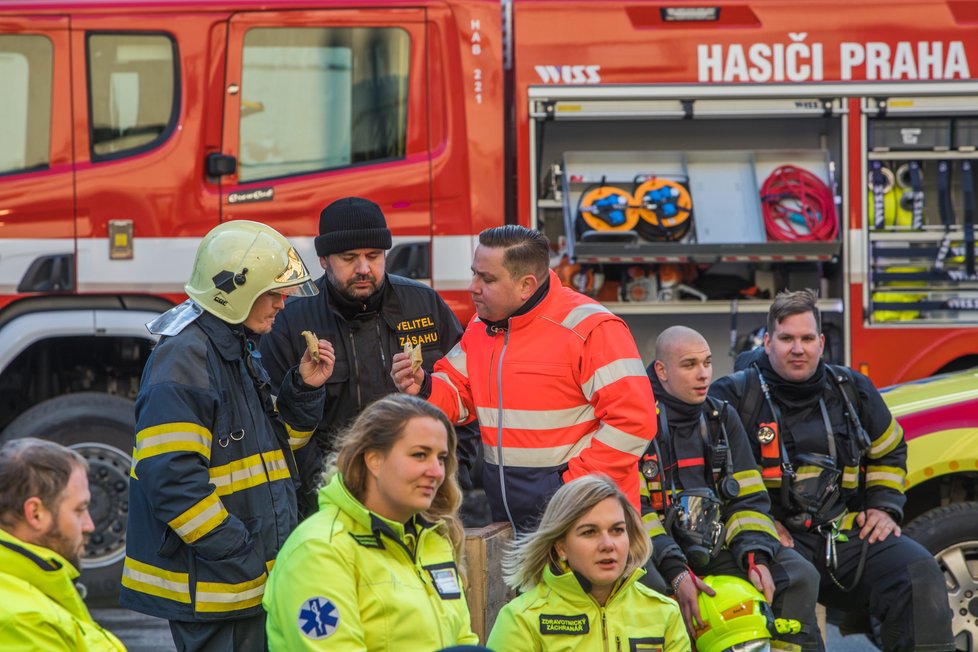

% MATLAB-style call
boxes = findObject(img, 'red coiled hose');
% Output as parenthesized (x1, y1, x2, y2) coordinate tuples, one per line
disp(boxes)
(761, 165, 838, 242)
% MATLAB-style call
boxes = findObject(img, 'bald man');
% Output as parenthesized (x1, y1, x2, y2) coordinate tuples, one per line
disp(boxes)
(639, 326, 822, 649)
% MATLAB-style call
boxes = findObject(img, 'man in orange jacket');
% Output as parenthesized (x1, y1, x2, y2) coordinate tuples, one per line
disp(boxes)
(392, 225, 656, 531)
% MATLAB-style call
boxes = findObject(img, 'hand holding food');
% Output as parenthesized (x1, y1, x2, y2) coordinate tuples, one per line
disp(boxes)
(301, 330, 321, 362)
(404, 341, 423, 373)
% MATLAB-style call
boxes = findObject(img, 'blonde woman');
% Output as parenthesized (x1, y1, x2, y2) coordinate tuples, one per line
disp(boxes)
(263, 394, 479, 650)
(488, 475, 690, 651)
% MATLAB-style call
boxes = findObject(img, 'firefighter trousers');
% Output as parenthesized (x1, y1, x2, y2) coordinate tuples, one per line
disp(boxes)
(792, 529, 954, 652)
(168, 614, 266, 652)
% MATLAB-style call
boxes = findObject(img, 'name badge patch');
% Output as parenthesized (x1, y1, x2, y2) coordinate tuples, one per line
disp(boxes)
(629, 637, 664, 652)
(424, 561, 462, 599)
(539, 613, 589, 635)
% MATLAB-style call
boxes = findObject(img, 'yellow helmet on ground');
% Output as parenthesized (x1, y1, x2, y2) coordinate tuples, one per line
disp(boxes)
(185, 220, 318, 324)
(693, 575, 773, 652)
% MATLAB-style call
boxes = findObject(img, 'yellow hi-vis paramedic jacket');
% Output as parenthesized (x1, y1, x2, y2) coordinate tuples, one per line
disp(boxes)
(263, 473, 479, 650)
(487, 565, 690, 652)
(0, 528, 125, 651)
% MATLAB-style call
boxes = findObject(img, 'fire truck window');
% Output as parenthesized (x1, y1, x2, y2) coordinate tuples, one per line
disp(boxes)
(87, 34, 175, 159)
(238, 27, 409, 182)
(0, 35, 52, 175)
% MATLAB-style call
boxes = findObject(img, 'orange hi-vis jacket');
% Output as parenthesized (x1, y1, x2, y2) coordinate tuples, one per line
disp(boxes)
(428, 270, 657, 529)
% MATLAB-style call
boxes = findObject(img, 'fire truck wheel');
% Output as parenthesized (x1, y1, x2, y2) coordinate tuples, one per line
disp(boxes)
(904, 501, 978, 651)
(2, 392, 135, 606)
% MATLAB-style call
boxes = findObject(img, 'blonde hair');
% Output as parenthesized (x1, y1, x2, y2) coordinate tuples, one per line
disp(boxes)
(502, 475, 650, 593)
(323, 394, 465, 563)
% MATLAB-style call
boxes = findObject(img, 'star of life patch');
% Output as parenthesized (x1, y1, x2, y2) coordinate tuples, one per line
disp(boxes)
(297, 596, 339, 640)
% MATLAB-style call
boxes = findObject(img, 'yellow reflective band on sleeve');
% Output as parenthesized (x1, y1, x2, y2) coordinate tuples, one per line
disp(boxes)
(869, 418, 903, 459)
(168, 492, 228, 544)
(195, 572, 268, 613)
(266, 558, 276, 573)
(841, 466, 859, 489)
(865, 464, 906, 492)
(135, 422, 212, 463)
(763, 475, 782, 488)
(732, 470, 766, 496)
(724, 510, 779, 543)
(122, 557, 191, 604)
(285, 424, 313, 450)
(642, 511, 666, 538)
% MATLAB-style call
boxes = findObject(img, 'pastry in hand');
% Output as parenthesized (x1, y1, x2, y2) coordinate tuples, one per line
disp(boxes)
(301, 330, 321, 362)
(404, 341, 423, 373)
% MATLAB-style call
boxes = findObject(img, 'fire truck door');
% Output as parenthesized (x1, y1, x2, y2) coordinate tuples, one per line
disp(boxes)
(221, 9, 432, 273)
(0, 16, 74, 296)
(69, 14, 224, 296)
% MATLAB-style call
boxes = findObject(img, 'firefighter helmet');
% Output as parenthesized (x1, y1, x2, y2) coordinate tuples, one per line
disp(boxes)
(185, 220, 318, 324)
(692, 575, 773, 652)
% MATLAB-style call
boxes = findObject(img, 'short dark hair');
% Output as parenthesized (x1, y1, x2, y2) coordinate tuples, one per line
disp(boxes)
(478, 225, 550, 282)
(0, 438, 87, 527)
(767, 288, 821, 335)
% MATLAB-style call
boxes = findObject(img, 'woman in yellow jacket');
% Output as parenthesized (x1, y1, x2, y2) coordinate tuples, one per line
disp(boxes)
(487, 474, 690, 651)
(263, 394, 479, 650)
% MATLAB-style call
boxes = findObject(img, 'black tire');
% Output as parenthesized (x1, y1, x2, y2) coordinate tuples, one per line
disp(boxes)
(2, 392, 135, 606)
(904, 502, 978, 651)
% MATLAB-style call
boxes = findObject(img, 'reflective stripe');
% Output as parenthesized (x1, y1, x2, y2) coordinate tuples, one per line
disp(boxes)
(842, 466, 860, 489)
(725, 511, 779, 543)
(266, 559, 275, 573)
(482, 435, 592, 467)
(476, 404, 594, 430)
(642, 512, 666, 538)
(443, 342, 467, 377)
(592, 422, 649, 457)
(732, 470, 765, 496)
(581, 358, 646, 401)
(262, 449, 291, 483)
(122, 557, 191, 604)
(195, 572, 268, 613)
(838, 512, 860, 530)
(869, 419, 903, 459)
(865, 464, 906, 491)
(432, 371, 469, 423)
(209, 450, 290, 497)
(168, 492, 228, 543)
(135, 422, 212, 462)
(285, 424, 313, 450)
(792, 465, 823, 483)
(560, 302, 611, 330)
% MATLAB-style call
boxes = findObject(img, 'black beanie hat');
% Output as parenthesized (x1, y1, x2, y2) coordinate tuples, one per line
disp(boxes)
(314, 197, 392, 257)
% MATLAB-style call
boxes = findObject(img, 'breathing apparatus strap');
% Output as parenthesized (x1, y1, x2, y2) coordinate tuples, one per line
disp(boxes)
(870, 160, 887, 230)
(908, 161, 925, 230)
(817, 400, 838, 462)
(935, 161, 954, 273)
(963, 160, 976, 278)
(753, 365, 793, 510)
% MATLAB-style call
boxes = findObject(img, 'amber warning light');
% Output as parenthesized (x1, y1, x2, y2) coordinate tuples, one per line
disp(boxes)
(661, 7, 720, 22)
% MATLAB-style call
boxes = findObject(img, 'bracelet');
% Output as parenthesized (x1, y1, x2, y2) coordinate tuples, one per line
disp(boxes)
(671, 569, 690, 594)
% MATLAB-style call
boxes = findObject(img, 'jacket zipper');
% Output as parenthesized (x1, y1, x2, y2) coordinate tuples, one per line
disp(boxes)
(386, 527, 445, 650)
(601, 609, 609, 652)
(348, 330, 363, 410)
(493, 327, 516, 530)
(375, 320, 388, 369)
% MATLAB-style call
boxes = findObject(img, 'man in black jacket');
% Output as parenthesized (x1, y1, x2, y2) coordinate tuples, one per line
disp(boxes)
(261, 197, 476, 518)
(642, 325, 821, 650)
(710, 289, 953, 652)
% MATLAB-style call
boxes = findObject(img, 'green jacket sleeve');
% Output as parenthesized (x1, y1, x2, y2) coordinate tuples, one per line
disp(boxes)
(486, 601, 542, 652)
(265, 538, 366, 651)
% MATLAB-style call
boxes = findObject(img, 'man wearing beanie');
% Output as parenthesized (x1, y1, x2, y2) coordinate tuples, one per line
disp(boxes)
(260, 197, 474, 518)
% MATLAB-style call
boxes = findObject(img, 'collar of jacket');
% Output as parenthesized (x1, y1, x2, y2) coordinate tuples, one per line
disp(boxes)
(0, 528, 90, 621)
(193, 311, 249, 362)
(317, 273, 419, 333)
(481, 270, 556, 334)
(541, 563, 645, 608)
(317, 473, 436, 541)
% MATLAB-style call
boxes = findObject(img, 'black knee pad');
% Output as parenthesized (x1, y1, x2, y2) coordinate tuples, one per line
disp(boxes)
(884, 557, 954, 651)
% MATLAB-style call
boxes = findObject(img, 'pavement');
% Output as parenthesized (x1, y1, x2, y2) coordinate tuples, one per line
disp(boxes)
(92, 608, 878, 651)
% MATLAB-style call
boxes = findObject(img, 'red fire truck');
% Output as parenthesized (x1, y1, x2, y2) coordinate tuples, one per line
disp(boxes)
(3, 0, 978, 629)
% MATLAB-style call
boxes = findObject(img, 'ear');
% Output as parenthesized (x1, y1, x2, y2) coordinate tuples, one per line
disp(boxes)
(21, 496, 51, 533)
(818, 332, 825, 356)
(319, 256, 329, 271)
(763, 330, 771, 354)
(653, 360, 667, 383)
(364, 449, 384, 478)
(518, 274, 540, 302)
(553, 539, 566, 561)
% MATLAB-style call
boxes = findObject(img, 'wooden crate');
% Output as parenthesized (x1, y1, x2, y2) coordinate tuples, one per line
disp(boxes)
(464, 522, 516, 643)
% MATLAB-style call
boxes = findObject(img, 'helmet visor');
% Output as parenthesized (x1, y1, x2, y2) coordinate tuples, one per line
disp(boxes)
(271, 248, 319, 297)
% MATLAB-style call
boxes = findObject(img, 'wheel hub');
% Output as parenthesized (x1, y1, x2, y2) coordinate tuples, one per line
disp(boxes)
(70, 443, 131, 569)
